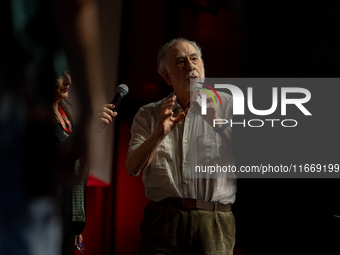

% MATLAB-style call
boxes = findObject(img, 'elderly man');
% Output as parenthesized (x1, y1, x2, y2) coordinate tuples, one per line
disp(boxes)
(126, 38, 236, 255)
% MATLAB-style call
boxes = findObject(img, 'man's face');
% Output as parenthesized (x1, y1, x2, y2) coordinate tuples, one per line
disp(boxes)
(162, 41, 205, 94)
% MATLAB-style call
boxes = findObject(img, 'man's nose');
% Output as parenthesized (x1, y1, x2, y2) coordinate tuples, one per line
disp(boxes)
(187, 59, 196, 71)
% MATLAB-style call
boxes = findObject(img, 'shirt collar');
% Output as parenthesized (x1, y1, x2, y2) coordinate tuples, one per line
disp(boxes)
(171, 92, 185, 115)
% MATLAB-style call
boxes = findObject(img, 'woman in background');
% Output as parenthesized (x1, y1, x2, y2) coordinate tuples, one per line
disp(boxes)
(53, 70, 115, 255)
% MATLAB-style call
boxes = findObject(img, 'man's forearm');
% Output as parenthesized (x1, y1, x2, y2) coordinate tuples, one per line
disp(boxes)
(126, 129, 164, 176)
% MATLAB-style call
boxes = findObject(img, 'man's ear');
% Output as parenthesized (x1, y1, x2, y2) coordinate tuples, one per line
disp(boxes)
(201, 58, 204, 67)
(161, 69, 172, 87)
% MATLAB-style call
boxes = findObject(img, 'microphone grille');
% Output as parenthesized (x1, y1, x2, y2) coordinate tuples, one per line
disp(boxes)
(117, 84, 129, 96)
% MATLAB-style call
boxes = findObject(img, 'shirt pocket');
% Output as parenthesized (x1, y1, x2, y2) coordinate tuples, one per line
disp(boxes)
(196, 132, 222, 166)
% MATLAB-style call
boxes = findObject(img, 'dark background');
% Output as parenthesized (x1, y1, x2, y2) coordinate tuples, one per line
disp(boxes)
(3, 0, 340, 254)
(113, 0, 340, 254)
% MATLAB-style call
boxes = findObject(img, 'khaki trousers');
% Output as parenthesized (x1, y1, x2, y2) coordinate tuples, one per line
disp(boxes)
(139, 201, 236, 255)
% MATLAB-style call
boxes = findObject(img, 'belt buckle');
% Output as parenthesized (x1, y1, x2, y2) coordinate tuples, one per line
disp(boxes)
(196, 200, 201, 209)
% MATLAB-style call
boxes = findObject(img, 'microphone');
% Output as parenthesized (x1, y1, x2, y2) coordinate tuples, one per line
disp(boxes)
(97, 84, 129, 133)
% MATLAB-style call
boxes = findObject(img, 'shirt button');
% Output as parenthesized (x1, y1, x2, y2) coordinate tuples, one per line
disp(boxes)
(184, 140, 188, 144)
(183, 161, 187, 165)
(184, 181, 189, 185)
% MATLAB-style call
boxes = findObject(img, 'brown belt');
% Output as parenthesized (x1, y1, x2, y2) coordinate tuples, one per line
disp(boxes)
(152, 198, 231, 212)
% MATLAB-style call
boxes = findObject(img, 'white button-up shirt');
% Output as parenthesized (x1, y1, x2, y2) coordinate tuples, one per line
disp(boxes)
(128, 91, 236, 204)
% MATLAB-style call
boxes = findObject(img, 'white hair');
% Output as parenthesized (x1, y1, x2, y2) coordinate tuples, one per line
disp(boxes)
(157, 38, 202, 75)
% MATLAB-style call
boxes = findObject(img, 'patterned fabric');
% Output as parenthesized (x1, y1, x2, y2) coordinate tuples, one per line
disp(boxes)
(56, 103, 86, 223)
(72, 159, 85, 222)
(57, 103, 71, 133)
